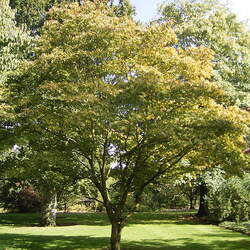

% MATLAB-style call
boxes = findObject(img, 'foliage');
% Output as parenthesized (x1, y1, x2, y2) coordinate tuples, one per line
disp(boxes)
(18, 147, 84, 221)
(0, 145, 83, 224)
(220, 221, 250, 235)
(0, 0, 30, 85)
(9, 0, 135, 33)
(57, 179, 97, 212)
(0, 180, 42, 213)
(9, 0, 49, 33)
(0, 0, 30, 105)
(8, 2, 250, 248)
(138, 185, 177, 212)
(160, 0, 250, 107)
(173, 171, 199, 209)
(0, 0, 31, 152)
(140, 173, 197, 211)
(206, 172, 250, 222)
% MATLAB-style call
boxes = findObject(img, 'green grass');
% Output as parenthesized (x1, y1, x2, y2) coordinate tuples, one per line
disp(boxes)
(0, 211, 250, 249)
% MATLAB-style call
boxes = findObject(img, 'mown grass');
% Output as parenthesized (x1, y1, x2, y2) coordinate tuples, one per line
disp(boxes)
(0, 211, 250, 249)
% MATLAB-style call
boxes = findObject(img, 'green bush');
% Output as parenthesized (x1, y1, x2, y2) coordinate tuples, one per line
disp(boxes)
(220, 221, 250, 234)
(206, 173, 250, 222)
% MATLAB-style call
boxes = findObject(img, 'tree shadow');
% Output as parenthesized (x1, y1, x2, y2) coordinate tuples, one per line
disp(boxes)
(56, 213, 110, 226)
(122, 237, 250, 249)
(126, 212, 202, 226)
(1, 233, 250, 250)
(0, 234, 110, 249)
(130, 211, 195, 220)
(0, 212, 110, 227)
(0, 212, 197, 227)
(0, 213, 40, 227)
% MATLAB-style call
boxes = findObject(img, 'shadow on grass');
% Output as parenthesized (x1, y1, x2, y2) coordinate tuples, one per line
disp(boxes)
(0, 233, 250, 250)
(57, 211, 198, 226)
(123, 237, 250, 250)
(127, 211, 202, 226)
(0, 212, 198, 227)
(56, 213, 110, 226)
(0, 213, 40, 227)
(0, 234, 109, 249)
(0, 213, 110, 227)
(57, 212, 199, 227)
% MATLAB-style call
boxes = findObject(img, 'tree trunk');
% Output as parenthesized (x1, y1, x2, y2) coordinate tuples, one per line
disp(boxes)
(64, 203, 67, 213)
(40, 191, 58, 226)
(189, 196, 195, 209)
(197, 182, 209, 217)
(110, 221, 122, 250)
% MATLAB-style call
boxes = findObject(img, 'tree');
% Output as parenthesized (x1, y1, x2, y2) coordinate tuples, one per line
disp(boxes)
(160, 0, 250, 216)
(0, 0, 31, 150)
(141, 175, 195, 211)
(175, 172, 199, 209)
(9, 0, 49, 33)
(9, 0, 135, 33)
(9, 2, 250, 249)
(10, 145, 82, 226)
(0, 0, 30, 105)
(0, 1, 31, 216)
(160, 0, 250, 108)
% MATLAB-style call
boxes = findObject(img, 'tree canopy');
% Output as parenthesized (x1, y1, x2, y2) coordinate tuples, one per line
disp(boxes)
(9, 0, 135, 33)
(159, 0, 250, 216)
(160, 0, 250, 108)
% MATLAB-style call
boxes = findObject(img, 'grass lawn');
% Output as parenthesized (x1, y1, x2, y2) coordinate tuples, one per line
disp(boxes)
(0, 211, 250, 249)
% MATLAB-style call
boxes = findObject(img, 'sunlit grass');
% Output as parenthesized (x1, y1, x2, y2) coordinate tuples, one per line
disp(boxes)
(0, 212, 250, 249)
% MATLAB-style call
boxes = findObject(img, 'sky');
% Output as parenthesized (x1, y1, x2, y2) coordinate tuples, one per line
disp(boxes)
(130, 0, 250, 23)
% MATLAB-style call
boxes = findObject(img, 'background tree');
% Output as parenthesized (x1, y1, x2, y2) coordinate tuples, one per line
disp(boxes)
(0, 0, 30, 115)
(0, 0, 31, 175)
(9, 2, 250, 249)
(0, 180, 42, 213)
(9, 0, 135, 33)
(0, 1, 31, 218)
(160, 0, 250, 107)
(9, 0, 49, 33)
(175, 172, 199, 209)
(13, 145, 82, 226)
(160, 0, 250, 216)
(0, 144, 84, 224)
(140, 175, 194, 211)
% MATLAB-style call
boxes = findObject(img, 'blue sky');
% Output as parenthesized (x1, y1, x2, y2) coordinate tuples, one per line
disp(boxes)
(130, 0, 163, 23)
(130, 0, 250, 23)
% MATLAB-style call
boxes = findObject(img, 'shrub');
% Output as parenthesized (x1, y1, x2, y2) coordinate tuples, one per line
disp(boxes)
(220, 221, 250, 234)
(206, 173, 250, 222)
(16, 187, 42, 212)
(0, 182, 42, 213)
